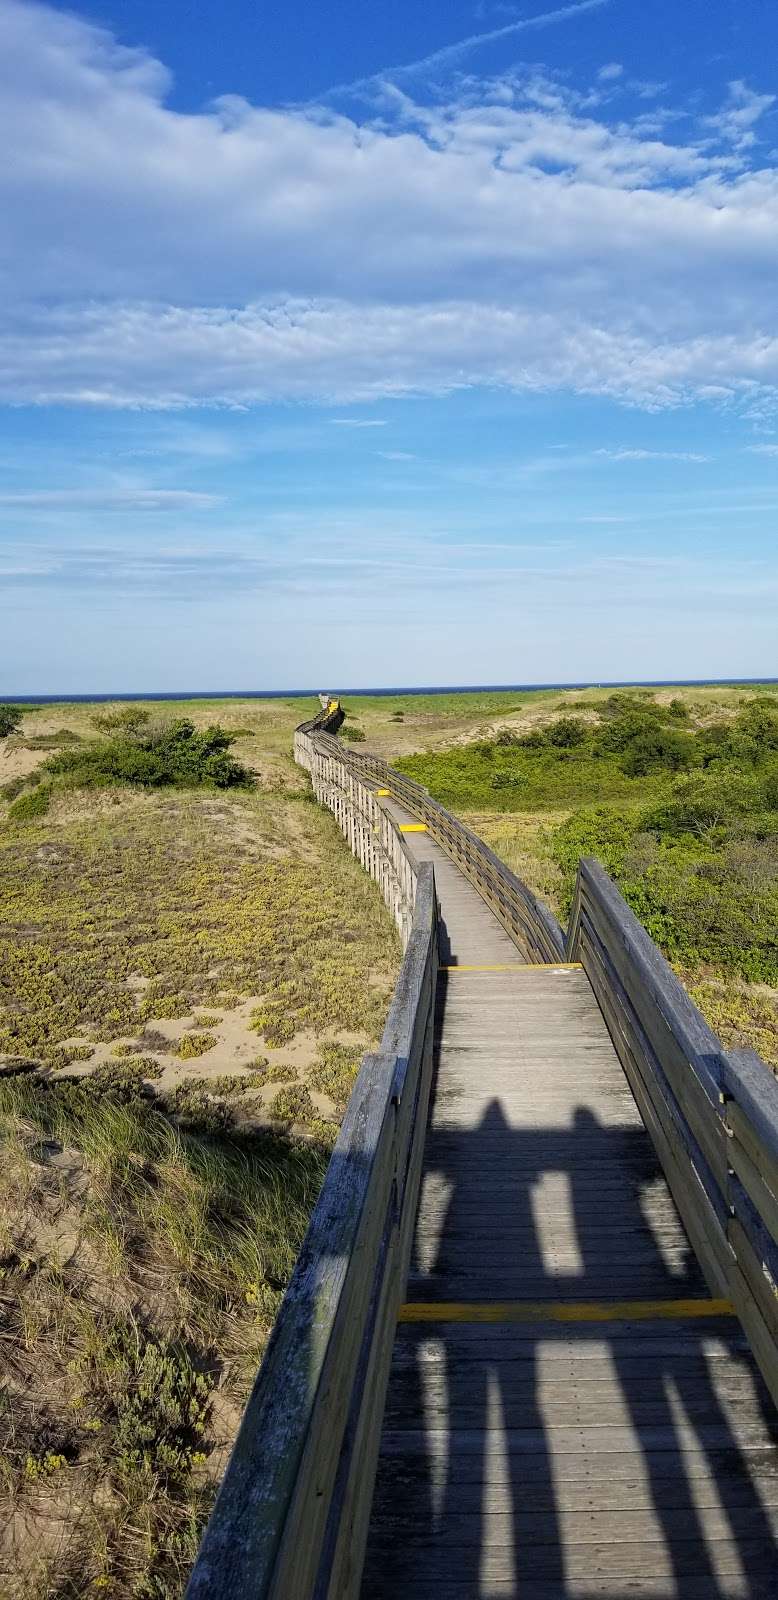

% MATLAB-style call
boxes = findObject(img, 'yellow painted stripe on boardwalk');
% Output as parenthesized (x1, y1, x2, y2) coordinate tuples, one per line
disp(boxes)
(400, 823, 428, 832)
(441, 962, 582, 973)
(376, 788, 391, 796)
(399, 1298, 735, 1324)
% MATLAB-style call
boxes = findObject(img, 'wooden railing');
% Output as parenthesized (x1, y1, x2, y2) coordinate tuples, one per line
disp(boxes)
(301, 730, 565, 962)
(294, 727, 417, 944)
(568, 856, 778, 1407)
(186, 748, 438, 1600)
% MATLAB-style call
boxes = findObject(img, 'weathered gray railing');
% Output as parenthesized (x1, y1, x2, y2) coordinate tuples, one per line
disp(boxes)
(295, 726, 417, 943)
(186, 752, 438, 1600)
(568, 856, 778, 1406)
(299, 729, 565, 962)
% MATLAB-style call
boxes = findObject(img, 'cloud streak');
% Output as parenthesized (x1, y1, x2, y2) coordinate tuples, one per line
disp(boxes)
(0, 489, 220, 509)
(323, 0, 611, 96)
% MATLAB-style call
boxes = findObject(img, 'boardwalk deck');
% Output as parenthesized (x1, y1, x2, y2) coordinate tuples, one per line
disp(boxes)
(361, 818, 778, 1598)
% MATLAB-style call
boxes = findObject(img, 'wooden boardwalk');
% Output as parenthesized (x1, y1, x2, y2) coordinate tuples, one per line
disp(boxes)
(361, 814, 778, 1598)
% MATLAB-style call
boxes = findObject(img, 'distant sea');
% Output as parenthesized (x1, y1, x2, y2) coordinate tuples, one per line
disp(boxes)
(4, 678, 777, 704)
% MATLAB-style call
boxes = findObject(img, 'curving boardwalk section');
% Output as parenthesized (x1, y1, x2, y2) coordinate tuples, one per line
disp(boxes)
(362, 815, 777, 1598)
(187, 722, 778, 1600)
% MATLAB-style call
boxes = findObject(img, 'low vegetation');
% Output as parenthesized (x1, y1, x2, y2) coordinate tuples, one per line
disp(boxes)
(0, 1067, 327, 1597)
(0, 705, 401, 1596)
(398, 689, 778, 1064)
(6, 718, 253, 822)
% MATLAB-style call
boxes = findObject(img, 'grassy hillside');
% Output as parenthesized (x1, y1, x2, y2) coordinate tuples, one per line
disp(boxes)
(0, 711, 400, 1598)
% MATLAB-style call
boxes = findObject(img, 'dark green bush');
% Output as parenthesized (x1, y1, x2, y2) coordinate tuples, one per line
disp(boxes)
(45, 720, 252, 791)
(0, 704, 23, 738)
(339, 725, 366, 743)
(8, 785, 51, 821)
(546, 717, 587, 748)
(642, 769, 764, 836)
(621, 728, 697, 776)
(732, 703, 778, 755)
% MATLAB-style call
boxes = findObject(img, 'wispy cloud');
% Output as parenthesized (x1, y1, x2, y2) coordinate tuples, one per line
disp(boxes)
(746, 443, 778, 456)
(323, 0, 611, 96)
(703, 80, 776, 152)
(328, 418, 388, 428)
(594, 449, 711, 463)
(0, 489, 220, 509)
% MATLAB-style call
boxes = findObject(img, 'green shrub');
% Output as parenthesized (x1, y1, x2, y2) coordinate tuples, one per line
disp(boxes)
(45, 720, 252, 791)
(270, 1085, 314, 1124)
(8, 784, 51, 821)
(112, 1334, 213, 1486)
(621, 728, 696, 776)
(176, 1032, 217, 1060)
(597, 708, 666, 753)
(552, 806, 641, 898)
(308, 1041, 362, 1112)
(340, 725, 366, 743)
(734, 703, 778, 751)
(643, 769, 764, 836)
(546, 717, 587, 748)
(91, 704, 151, 735)
(0, 704, 23, 738)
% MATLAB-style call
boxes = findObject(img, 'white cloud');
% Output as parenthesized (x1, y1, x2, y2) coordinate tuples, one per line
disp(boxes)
(4, 299, 778, 412)
(0, 488, 219, 509)
(703, 80, 776, 152)
(594, 448, 711, 462)
(597, 62, 623, 82)
(377, 450, 417, 460)
(0, 1, 777, 413)
(745, 443, 778, 456)
(328, 418, 388, 427)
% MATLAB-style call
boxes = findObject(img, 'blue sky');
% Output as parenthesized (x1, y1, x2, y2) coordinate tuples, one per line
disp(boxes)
(1, 0, 777, 692)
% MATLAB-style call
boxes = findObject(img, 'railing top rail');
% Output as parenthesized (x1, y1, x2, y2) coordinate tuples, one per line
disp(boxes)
(573, 856, 725, 1100)
(722, 1046, 778, 1168)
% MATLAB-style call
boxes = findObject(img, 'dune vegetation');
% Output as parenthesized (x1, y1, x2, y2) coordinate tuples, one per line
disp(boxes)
(2, 682, 777, 1595)
(0, 703, 399, 1597)
(396, 685, 778, 1067)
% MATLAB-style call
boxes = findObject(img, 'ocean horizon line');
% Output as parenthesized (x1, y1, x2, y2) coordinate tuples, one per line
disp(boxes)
(3, 677, 777, 705)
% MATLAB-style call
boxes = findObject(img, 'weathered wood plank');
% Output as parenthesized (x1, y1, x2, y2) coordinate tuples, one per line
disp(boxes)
(363, 1576, 777, 1599)
(363, 1534, 778, 1580)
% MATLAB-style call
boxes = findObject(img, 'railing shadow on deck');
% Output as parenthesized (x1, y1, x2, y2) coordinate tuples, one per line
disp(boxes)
(364, 1096, 778, 1599)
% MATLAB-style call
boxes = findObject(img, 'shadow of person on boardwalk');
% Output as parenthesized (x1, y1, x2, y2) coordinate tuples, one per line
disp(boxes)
(364, 1099, 778, 1597)
(569, 1106, 778, 1600)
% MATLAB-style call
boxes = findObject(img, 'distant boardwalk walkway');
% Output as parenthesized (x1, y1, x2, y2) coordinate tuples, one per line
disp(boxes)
(186, 728, 778, 1600)
(362, 808, 778, 1599)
